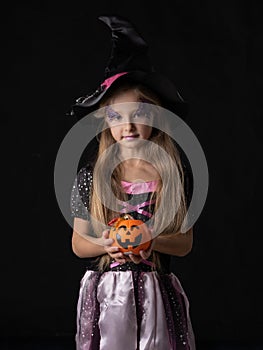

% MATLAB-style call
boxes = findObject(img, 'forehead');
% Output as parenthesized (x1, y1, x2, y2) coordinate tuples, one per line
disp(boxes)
(111, 89, 140, 103)
(109, 90, 141, 114)
(108, 101, 141, 115)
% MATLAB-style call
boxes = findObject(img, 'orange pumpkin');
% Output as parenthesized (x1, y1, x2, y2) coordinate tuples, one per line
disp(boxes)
(109, 214, 152, 255)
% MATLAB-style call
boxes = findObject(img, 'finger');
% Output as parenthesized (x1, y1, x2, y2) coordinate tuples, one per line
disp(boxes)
(128, 254, 142, 264)
(102, 230, 115, 246)
(107, 251, 124, 259)
(104, 238, 114, 246)
(113, 253, 127, 265)
(105, 246, 119, 253)
(139, 250, 148, 260)
(116, 252, 125, 259)
(124, 255, 132, 262)
(116, 258, 126, 265)
(102, 229, 110, 238)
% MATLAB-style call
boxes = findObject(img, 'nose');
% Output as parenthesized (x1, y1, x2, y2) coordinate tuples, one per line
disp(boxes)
(124, 122, 134, 132)
(123, 118, 134, 132)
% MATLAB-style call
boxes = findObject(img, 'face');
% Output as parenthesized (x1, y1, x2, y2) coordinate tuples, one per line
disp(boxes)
(105, 90, 153, 146)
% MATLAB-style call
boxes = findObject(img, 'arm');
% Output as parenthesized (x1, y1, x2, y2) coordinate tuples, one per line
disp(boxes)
(72, 218, 104, 258)
(72, 217, 127, 264)
(72, 232, 106, 258)
(154, 227, 193, 257)
(128, 226, 193, 265)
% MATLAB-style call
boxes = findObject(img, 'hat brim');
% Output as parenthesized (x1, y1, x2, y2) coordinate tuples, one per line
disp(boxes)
(71, 71, 189, 120)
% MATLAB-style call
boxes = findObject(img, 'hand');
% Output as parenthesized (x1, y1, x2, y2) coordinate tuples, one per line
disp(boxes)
(101, 229, 127, 264)
(127, 234, 156, 265)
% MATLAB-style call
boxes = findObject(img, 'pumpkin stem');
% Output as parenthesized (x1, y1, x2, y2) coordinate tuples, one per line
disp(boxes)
(121, 213, 134, 220)
(108, 214, 135, 227)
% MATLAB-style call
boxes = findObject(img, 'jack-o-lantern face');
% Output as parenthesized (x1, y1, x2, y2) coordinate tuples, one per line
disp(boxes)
(109, 215, 152, 255)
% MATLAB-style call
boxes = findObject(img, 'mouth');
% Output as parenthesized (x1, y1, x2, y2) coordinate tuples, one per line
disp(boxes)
(122, 135, 139, 141)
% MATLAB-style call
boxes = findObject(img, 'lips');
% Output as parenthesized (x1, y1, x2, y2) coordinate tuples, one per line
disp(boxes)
(122, 135, 139, 140)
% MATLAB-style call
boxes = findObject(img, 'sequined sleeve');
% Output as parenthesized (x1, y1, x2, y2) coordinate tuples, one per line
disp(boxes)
(70, 165, 93, 220)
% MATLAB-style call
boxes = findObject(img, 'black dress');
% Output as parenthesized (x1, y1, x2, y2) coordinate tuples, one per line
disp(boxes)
(71, 164, 196, 350)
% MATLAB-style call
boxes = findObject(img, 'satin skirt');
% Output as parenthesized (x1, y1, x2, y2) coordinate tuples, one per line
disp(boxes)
(75, 270, 196, 350)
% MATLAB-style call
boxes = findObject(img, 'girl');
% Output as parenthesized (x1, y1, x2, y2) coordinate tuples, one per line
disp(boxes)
(70, 80, 196, 349)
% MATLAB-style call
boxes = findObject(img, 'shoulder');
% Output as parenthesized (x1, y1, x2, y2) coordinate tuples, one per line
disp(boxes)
(78, 162, 94, 175)
(77, 163, 94, 184)
(73, 163, 94, 199)
(71, 163, 94, 218)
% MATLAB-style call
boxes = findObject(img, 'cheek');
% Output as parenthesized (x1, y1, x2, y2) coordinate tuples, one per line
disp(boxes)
(109, 126, 120, 140)
(142, 126, 152, 139)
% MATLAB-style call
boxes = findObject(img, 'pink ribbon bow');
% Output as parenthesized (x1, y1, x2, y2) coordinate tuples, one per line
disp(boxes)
(119, 199, 156, 218)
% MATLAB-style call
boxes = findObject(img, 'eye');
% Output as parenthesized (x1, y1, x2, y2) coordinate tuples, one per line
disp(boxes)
(132, 112, 144, 119)
(132, 103, 152, 120)
(108, 112, 122, 122)
(106, 106, 122, 122)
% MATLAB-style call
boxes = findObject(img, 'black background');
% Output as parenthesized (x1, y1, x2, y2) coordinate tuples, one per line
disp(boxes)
(3, 1, 263, 349)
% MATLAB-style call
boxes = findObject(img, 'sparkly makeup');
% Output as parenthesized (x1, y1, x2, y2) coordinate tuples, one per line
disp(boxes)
(105, 102, 153, 123)
(135, 101, 153, 119)
(105, 105, 121, 122)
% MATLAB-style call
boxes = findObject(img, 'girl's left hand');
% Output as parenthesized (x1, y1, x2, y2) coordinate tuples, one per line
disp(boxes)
(127, 236, 156, 264)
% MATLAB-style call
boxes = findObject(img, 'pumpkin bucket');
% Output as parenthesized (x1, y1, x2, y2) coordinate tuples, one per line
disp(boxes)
(109, 214, 152, 255)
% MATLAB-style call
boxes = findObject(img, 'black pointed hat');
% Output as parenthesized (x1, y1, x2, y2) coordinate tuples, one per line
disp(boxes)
(70, 15, 188, 119)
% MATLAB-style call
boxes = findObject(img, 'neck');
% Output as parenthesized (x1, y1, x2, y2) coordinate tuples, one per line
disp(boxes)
(119, 145, 147, 161)
(122, 158, 145, 168)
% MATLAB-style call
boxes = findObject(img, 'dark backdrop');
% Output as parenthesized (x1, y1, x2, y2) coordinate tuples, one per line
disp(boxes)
(3, 1, 263, 349)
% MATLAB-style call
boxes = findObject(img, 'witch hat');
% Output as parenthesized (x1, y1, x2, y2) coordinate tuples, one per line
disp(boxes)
(70, 15, 188, 119)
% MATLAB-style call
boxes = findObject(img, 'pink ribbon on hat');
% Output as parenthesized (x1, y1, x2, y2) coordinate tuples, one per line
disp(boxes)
(101, 72, 128, 89)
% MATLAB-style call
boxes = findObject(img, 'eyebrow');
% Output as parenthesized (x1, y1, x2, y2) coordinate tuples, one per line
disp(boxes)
(105, 102, 151, 120)
(105, 105, 120, 120)
(135, 102, 152, 116)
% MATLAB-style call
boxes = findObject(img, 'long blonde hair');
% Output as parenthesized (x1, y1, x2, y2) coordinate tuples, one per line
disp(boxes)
(89, 82, 187, 270)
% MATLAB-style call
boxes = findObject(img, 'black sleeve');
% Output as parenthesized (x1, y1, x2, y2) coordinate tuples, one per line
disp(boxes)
(70, 165, 93, 220)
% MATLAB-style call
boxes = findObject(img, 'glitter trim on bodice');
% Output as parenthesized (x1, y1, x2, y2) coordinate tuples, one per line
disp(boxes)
(119, 180, 158, 219)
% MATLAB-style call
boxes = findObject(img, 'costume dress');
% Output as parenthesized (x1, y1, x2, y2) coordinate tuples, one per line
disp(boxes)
(71, 164, 196, 350)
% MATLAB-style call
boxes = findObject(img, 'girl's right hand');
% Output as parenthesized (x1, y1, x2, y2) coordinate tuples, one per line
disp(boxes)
(101, 229, 126, 264)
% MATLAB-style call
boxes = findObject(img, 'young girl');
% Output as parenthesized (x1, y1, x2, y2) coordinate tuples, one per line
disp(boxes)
(69, 15, 196, 350)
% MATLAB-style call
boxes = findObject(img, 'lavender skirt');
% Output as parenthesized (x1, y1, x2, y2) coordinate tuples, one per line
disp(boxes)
(75, 270, 196, 350)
